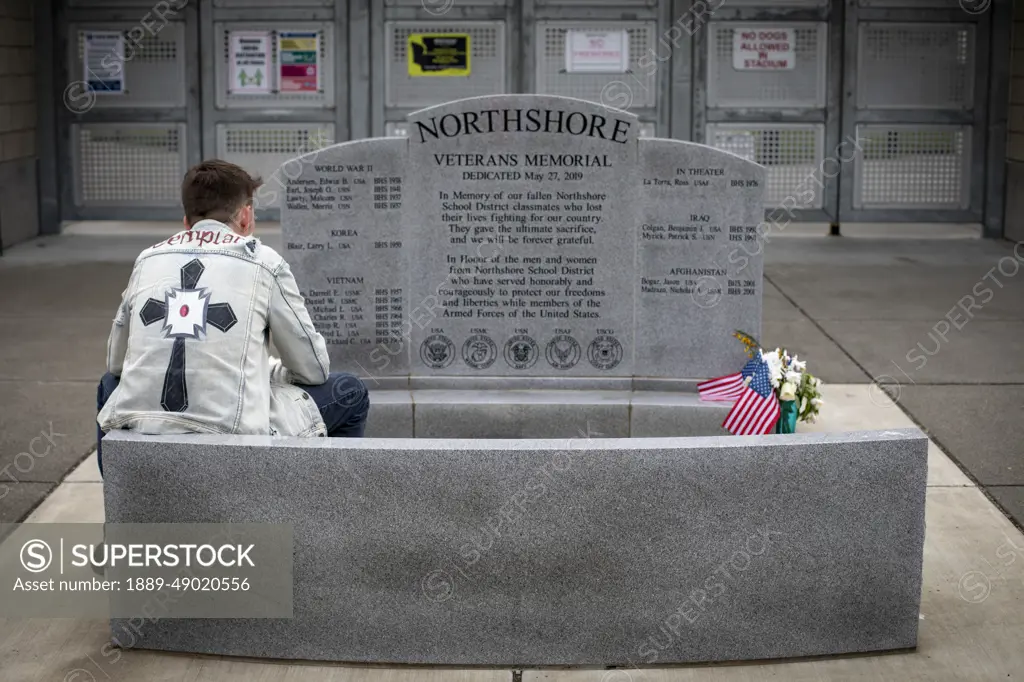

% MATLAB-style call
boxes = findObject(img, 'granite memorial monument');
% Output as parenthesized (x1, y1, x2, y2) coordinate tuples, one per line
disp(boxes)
(281, 95, 765, 385)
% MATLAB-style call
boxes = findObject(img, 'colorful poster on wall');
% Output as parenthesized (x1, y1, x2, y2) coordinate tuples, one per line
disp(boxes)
(229, 31, 271, 94)
(407, 34, 471, 76)
(564, 30, 629, 73)
(732, 28, 795, 70)
(83, 30, 126, 94)
(279, 31, 320, 93)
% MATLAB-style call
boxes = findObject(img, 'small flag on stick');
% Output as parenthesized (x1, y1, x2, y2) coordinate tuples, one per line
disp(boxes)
(721, 359, 781, 436)
(697, 353, 764, 401)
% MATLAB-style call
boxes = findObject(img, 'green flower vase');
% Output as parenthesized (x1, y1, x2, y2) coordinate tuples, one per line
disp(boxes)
(776, 400, 799, 434)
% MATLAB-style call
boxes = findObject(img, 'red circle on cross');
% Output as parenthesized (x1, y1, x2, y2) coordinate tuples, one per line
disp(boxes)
(180, 304, 189, 317)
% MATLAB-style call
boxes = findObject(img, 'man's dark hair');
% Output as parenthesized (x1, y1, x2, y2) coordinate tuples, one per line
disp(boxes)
(181, 160, 262, 227)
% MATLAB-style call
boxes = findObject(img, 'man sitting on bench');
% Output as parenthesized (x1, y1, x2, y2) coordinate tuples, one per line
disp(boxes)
(96, 160, 369, 473)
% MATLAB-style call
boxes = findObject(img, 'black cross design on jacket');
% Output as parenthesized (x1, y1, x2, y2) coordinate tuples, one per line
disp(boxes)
(138, 259, 237, 412)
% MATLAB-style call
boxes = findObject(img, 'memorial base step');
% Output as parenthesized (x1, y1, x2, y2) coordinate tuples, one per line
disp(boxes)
(364, 389, 730, 439)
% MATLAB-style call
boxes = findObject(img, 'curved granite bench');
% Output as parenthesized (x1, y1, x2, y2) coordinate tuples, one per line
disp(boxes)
(103, 428, 927, 666)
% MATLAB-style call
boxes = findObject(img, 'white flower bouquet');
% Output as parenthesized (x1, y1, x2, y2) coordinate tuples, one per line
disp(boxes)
(735, 332, 824, 431)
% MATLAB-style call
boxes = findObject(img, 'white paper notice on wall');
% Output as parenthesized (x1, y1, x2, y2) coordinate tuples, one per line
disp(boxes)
(564, 30, 629, 73)
(230, 31, 272, 94)
(732, 28, 795, 70)
(83, 31, 125, 94)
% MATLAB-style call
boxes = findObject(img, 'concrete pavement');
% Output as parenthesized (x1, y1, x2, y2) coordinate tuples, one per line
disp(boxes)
(763, 234, 1024, 530)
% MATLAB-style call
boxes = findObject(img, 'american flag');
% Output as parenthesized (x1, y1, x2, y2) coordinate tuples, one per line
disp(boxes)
(698, 353, 764, 401)
(722, 358, 781, 435)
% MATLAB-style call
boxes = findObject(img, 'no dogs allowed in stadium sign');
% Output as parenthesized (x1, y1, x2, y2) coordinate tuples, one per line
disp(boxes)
(408, 34, 471, 77)
(732, 27, 795, 70)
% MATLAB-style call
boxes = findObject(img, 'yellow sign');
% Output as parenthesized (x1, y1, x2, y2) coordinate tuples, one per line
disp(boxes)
(408, 34, 471, 77)
(279, 36, 317, 52)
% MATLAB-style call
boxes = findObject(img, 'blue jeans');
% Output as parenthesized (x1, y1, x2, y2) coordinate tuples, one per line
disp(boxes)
(96, 372, 370, 475)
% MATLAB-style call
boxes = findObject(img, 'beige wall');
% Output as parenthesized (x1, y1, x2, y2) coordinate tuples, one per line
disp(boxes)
(0, 0, 37, 250)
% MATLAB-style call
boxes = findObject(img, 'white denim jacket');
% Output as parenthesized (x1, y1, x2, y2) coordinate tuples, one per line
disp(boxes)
(98, 220, 330, 437)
